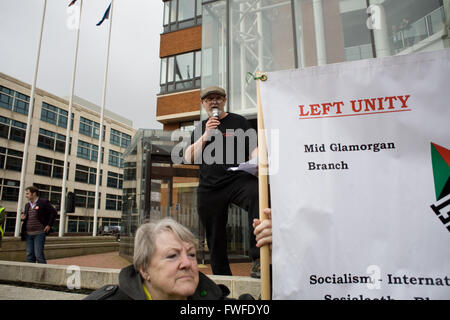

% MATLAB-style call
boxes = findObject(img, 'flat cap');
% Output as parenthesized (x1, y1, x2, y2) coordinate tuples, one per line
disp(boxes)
(200, 86, 226, 99)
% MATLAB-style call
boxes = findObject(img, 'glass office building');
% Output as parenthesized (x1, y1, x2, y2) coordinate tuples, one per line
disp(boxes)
(201, 0, 449, 119)
(125, 0, 448, 262)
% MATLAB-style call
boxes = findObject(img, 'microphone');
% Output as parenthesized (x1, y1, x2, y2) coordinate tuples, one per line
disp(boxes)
(212, 108, 220, 118)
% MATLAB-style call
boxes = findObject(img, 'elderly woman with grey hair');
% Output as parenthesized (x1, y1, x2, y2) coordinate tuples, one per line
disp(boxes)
(85, 218, 233, 300)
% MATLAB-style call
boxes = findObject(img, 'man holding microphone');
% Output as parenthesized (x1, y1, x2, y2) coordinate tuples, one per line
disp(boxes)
(184, 86, 260, 277)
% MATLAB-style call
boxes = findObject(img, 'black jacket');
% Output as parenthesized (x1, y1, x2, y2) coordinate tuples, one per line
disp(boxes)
(20, 198, 57, 240)
(84, 265, 233, 300)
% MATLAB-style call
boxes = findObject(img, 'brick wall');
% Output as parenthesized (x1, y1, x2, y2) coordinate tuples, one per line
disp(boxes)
(156, 90, 201, 117)
(160, 25, 202, 57)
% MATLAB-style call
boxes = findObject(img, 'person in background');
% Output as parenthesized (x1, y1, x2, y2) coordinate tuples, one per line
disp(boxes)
(0, 206, 6, 248)
(20, 186, 57, 264)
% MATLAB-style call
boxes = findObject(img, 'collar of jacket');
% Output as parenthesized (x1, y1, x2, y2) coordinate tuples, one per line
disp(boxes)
(118, 265, 229, 300)
(25, 198, 43, 210)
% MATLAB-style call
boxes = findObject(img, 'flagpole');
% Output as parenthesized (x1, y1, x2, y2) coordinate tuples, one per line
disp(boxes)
(15, 0, 48, 237)
(59, 0, 83, 237)
(93, 0, 114, 236)
(256, 71, 271, 300)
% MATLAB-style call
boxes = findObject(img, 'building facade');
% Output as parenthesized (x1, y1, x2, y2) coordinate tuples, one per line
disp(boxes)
(0, 72, 136, 235)
(148, 0, 449, 260)
(157, 0, 203, 130)
(201, 0, 449, 118)
(158, 0, 449, 127)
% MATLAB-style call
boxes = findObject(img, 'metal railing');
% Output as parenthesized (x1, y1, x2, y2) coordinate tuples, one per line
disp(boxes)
(344, 43, 373, 61)
(392, 6, 445, 53)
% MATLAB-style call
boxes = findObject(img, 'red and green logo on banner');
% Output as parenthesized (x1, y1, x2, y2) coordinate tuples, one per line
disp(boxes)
(431, 142, 450, 201)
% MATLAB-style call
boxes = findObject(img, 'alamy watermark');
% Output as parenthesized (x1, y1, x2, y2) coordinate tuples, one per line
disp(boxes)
(66, 4, 80, 30)
(366, 5, 382, 30)
(366, 264, 382, 290)
(66, 265, 81, 290)
(170, 123, 279, 175)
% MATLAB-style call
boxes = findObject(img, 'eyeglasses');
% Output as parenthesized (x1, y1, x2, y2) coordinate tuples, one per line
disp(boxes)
(203, 96, 224, 103)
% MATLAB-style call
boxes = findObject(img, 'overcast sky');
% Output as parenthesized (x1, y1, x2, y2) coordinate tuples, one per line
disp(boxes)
(0, 0, 163, 130)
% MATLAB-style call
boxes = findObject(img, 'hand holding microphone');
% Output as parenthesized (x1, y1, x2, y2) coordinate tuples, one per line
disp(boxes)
(204, 108, 221, 140)
(212, 107, 220, 118)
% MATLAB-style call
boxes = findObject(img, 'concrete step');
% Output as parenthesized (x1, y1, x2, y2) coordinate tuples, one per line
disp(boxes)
(0, 236, 119, 262)
(0, 260, 261, 299)
(0, 283, 86, 300)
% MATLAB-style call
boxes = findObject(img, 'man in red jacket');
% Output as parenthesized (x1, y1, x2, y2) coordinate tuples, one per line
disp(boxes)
(20, 186, 57, 264)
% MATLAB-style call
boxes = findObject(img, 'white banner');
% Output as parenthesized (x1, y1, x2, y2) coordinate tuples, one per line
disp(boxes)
(261, 49, 450, 300)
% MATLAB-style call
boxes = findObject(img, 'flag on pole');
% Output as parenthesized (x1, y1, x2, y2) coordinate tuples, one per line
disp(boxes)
(68, 0, 77, 6)
(96, 3, 111, 26)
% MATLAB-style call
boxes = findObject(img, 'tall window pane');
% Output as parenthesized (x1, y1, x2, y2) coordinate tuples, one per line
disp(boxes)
(195, 51, 201, 78)
(0, 91, 13, 110)
(168, 57, 174, 82)
(14, 99, 29, 115)
(178, 0, 195, 21)
(160, 58, 167, 85)
(170, 0, 178, 23)
(196, 0, 202, 17)
(164, 0, 170, 25)
(174, 52, 194, 81)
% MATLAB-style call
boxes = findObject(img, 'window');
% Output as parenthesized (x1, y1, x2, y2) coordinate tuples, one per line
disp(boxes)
(79, 117, 105, 140)
(14, 93, 30, 115)
(38, 128, 71, 154)
(110, 129, 131, 148)
(0, 179, 20, 201)
(180, 121, 195, 131)
(74, 189, 101, 209)
(75, 164, 103, 185)
(107, 171, 123, 189)
(124, 161, 137, 181)
(33, 184, 62, 209)
(101, 218, 120, 227)
(0, 116, 27, 143)
(77, 140, 104, 162)
(0, 86, 13, 110)
(0, 116, 8, 139)
(106, 194, 122, 211)
(4, 214, 17, 233)
(110, 128, 121, 146)
(0, 147, 23, 171)
(160, 50, 201, 94)
(67, 216, 94, 233)
(123, 187, 137, 213)
(163, 0, 202, 33)
(41, 102, 74, 129)
(34, 155, 67, 179)
(0, 86, 30, 115)
(121, 133, 131, 148)
(10, 120, 27, 142)
(108, 150, 123, 168)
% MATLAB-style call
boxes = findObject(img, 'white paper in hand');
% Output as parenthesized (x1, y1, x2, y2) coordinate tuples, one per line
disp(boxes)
(227, 157, 258, 175)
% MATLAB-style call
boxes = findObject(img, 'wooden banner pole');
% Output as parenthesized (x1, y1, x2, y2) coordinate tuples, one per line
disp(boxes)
(255, 71, 271, 300)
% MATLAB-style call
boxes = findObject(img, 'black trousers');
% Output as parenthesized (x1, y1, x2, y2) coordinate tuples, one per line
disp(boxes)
(197, 174, 259, 275)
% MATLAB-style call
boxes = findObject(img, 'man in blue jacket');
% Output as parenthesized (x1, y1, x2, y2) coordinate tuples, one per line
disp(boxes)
(20, 186, 57, 264)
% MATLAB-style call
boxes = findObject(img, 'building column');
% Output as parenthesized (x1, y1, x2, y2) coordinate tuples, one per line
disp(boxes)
(312, 0, 327, 66)
(370, 0, 391, 57)
(293, 0, 306, 68)
(443, 0, 450, 48)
